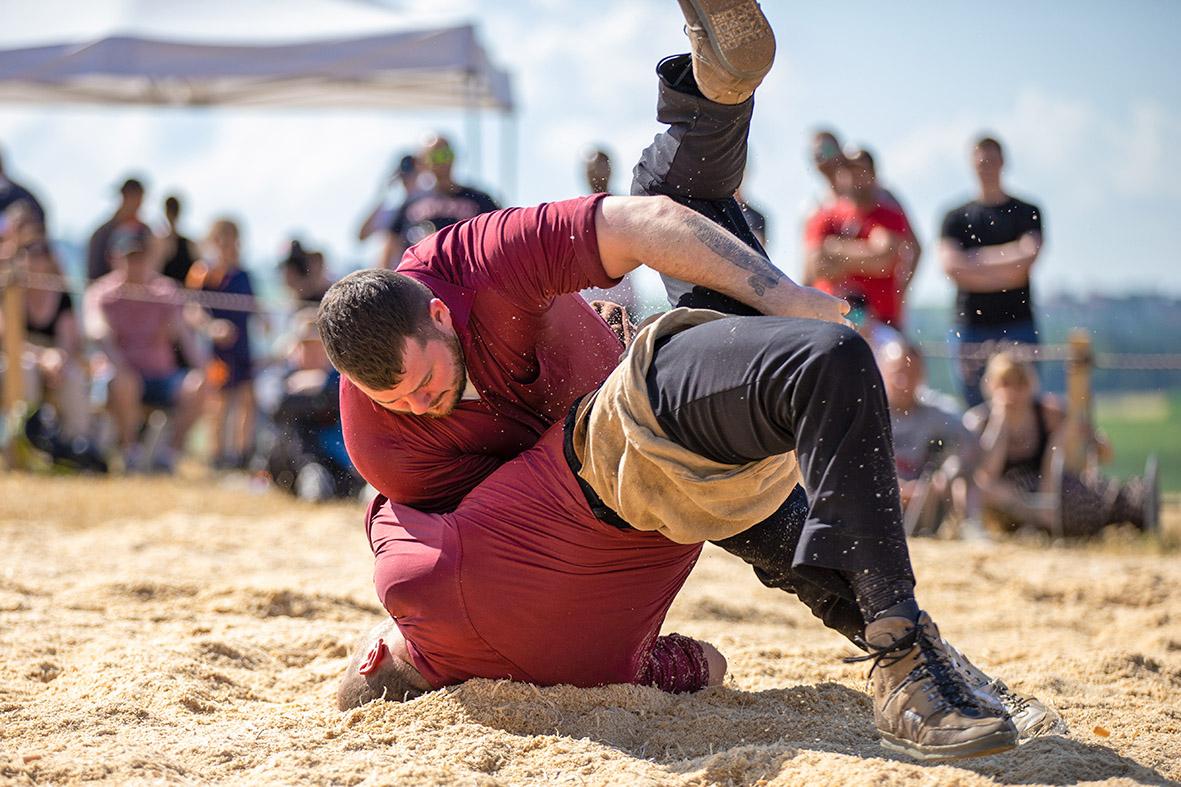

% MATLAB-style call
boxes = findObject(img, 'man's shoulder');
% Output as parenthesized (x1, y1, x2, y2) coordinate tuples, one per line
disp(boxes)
(1005, 195, 1042, 216)
(454, 184, 498, 206)
(867, 200, 909, 230)
(941, 197, 978, 220)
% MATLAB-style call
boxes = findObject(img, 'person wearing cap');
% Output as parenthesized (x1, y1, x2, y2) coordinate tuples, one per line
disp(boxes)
(85, 224, 206, 472)
(358, 153, 419, 243)
(377, 136, 499, 270)
(87, 177, 146, 281)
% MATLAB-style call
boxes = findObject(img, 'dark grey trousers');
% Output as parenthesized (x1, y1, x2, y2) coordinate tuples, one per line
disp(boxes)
(630, 55, 914, 644)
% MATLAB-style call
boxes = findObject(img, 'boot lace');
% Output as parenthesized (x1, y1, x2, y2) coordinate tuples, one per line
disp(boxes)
(844, 619, 983, 712)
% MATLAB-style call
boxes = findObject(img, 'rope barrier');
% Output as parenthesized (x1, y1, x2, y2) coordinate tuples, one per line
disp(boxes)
(0, 266, 322, 315)
(3, 265, 1180, 372)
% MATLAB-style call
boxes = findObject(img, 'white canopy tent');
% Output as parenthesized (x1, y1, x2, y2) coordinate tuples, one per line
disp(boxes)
(0, 0, 515, 183)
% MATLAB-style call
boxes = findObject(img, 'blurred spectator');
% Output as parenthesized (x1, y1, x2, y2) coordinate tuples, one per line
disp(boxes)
(880, 340, 983, 538)
(0, 148, 46, 227)
(809, 130, 921, 291)
(735, 179, 768, 248)
(266, 309, 363, 501)
(0, 212, 103, 469)
(578, 147, 641, 313)
(940, 136, 1044, 407)
(377, 135, 499, 269)
(186, 218, 257, 470)
(965, 352, 1155, 537)
(87, 177, 146, 280)
(358, 153, 419, 242)
(85, 225, 206, 472)
(280, 241, 332, 304)
(809, 129, 843, 198)
(845, 289, 903, 354)
(803, 148, 914, 327)
(1, 199, 43, 257)
(159, 195, 199, 285)
(584, 148, 612, 194)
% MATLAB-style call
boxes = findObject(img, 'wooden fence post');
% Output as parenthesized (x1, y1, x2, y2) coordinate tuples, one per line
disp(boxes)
(1062, 329, 1094, 474)
(2, 259, 28, 466)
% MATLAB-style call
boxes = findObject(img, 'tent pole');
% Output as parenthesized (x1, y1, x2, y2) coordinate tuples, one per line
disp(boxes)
(465, 71, 482, 184)
(502, 110, 517, 205)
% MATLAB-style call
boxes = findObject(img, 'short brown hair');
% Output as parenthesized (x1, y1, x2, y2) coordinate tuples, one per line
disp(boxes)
(316, 269, 434, 390)
(974, 135, 1004, 157)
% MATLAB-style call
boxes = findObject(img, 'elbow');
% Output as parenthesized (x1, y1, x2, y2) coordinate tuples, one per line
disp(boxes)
(642, 194, 681, 224)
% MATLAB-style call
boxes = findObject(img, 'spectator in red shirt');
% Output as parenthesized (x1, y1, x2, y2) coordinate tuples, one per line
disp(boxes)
(803, 149, 915, 327)
(808, 133, 922, 301)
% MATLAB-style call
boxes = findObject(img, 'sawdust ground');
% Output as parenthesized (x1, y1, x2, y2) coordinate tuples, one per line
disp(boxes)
(2, 474, 1179, 785)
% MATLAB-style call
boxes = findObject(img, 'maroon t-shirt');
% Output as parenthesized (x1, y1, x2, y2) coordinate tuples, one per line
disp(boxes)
(341, 193, 625, 512)
(368, 425, 704, 689)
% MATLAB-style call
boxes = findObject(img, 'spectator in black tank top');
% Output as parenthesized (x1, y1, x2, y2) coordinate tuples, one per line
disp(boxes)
(939, 136, 1044, 407)
(1, 223, 93, 447)
(964, 352, 1156, 538)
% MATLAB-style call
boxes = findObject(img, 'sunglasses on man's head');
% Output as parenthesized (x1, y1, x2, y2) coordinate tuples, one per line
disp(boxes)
(814, 140, 841, 164)
(426, 147, 455, 166)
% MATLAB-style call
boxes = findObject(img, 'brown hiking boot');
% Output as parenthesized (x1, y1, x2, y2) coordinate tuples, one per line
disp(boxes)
(942, 639, 1068, 740)
(676, 0, 776, 104)
(849, 612, 1018, 761)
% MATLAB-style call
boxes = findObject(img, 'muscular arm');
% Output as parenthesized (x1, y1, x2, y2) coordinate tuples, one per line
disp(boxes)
(596, 196, 848, 323)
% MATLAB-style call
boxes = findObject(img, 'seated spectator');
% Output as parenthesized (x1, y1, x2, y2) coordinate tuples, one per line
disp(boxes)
(88, 177, 146, 280)
(186, 218, 257, 470)
(377, 135, 499, 269)
(85, 225, 206, 472)
(880, 340, 983, 537)
(266, 309, 363, 501)
(0, 211, 103, 470)
(159, 194, 199, 285)
(845, 289, 903, 354)
(965, 351, 1157, 537)
(280, 241, 332, 304)
(1, 198, 42, 254)
(803, 149, 916, 327)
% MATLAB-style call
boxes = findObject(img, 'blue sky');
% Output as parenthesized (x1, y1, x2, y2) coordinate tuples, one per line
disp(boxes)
(1, 0, 1179, 306)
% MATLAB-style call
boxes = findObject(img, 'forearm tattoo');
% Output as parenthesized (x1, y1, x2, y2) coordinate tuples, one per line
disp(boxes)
(685, 213, 785, 297)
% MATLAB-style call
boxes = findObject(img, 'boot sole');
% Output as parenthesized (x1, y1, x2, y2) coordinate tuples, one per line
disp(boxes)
(879, 729, 1018, 762)
(684, 0, 775, 80)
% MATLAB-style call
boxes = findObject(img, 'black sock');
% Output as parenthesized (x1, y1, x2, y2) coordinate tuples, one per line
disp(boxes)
(846, 570, 919, 624)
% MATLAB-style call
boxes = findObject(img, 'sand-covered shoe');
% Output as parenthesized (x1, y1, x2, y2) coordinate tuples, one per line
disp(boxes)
(676, 0, 775, 104)
(849, 612, 1018, 761)
(942, 639, 1068, 739)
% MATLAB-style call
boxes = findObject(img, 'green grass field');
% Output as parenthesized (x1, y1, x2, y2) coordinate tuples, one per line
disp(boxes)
(1096, 391, 1181, 492)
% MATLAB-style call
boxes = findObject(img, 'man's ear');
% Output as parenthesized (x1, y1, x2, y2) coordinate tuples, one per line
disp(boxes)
(428, 298, 453, 333)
